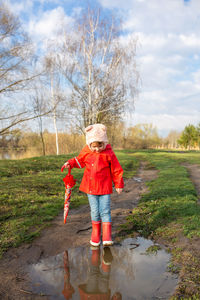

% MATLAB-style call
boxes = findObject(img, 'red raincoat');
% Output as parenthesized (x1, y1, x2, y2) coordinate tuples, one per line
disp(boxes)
(67, 144, 124, 195)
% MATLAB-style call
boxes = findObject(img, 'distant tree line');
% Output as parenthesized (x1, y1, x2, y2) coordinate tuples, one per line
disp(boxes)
(1, 122, 200, 159)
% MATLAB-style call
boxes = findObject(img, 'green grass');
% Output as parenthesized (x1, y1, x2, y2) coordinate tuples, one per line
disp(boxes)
(125, 151, 200, 239)
(1, 150, 200, 251)
(120, 150, 200, 297)
(0, 151, 138, 257)
(1, 149, 200, 296)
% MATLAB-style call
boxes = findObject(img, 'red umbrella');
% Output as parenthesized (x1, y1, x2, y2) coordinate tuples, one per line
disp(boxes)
(62, 168, 76, 224)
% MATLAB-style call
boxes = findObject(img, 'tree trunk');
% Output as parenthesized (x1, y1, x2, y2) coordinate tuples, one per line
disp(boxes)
(40, 131, 46, 156)
(51, 74, 59, 155)
(38, 116, 46, 156)
(53, 110, 59, 155)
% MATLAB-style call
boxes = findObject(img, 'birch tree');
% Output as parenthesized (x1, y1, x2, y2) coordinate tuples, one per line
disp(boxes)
(31, 84, 48, 156)
(44, 55, 66, 155)
(56, 7, 138, 131)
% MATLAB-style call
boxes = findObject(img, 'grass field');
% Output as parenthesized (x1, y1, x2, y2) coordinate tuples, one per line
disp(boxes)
(120, 150, 200, 298)
(0, 150, 200, 256)
(0, 149, 200, 297)
(0, 151, 139, 257)
(124, 150, 200, 239)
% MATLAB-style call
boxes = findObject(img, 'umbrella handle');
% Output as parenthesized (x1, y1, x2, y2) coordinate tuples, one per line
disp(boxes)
(67, 168, 71, 175)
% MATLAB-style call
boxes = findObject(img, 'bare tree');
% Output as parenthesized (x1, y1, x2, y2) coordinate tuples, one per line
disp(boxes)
(0, 2, 35, 94)
(0, 2, 44, 135)
(44, 55, 68, 155)
(31, 84, 48, 156)
(54, 6, 138, 131)
(164, 130, 181, 149)
(126, 124, 161, 149)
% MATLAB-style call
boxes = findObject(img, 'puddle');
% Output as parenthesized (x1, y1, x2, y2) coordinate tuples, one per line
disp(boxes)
(29, 237, 178, 299)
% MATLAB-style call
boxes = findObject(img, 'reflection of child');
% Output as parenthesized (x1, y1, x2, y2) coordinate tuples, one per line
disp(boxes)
(61, 124, 124, 246)
(62, 248, 122, 300)
(79, 246, 115, 299)
(80, 247, 112, 297)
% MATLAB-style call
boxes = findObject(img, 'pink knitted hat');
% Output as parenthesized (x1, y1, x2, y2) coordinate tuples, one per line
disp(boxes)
(85, 124, 108, 146)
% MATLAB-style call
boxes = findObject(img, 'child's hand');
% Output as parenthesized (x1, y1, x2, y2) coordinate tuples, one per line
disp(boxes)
(61, 162, 70, 172)
(116, 188, 123, 194)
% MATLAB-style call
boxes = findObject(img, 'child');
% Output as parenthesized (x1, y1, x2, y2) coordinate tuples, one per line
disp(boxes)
(61, 123, 124, 246)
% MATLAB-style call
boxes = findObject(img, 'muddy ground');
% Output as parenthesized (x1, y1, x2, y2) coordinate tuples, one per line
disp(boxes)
(0, 162, 199, 299)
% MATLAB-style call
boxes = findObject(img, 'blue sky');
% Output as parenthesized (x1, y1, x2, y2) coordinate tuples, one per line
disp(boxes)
(6, 0, 200, 136)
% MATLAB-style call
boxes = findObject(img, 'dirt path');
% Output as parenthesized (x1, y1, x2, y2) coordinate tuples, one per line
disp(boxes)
(0, 162, 158, 299)
(1, 162, 200, 299)
(182, 163, 200, 204)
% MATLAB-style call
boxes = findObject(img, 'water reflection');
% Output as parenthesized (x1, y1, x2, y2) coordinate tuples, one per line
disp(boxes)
(29, 237, 178, 299)
(77, 246, 120, 300)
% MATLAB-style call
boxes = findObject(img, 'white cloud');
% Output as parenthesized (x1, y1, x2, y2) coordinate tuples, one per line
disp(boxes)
(130, 112, 200, 134)
(100, 0, 200, 34)
(37, 0, 62, 4)
(110, 0, 200, 135)
(192, 69, 200, 85)
(28, 7, 73, 40)
(6, 0, 34, 15)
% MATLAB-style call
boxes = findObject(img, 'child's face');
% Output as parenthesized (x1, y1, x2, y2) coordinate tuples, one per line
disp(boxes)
(90, 142, 104, 153)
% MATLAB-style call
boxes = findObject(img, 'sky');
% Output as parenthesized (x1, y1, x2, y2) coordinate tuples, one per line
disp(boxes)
(5, 0, 200, 136)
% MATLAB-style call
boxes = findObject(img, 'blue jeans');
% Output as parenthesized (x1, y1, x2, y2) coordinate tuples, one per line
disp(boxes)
(87, 194, 111, 223)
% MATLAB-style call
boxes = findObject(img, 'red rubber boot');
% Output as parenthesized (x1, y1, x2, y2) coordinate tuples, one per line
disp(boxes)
(102, 222, 113, 246)
(91, 247, 100, 267)
(90, 221, 101, 246)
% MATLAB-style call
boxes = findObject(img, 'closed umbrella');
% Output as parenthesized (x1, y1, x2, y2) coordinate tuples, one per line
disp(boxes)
(62, 168, 76, 224)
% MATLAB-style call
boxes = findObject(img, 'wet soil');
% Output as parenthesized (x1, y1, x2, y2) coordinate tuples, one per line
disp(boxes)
(0, 162, 157, 299)
(0, 162, 200, 299)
